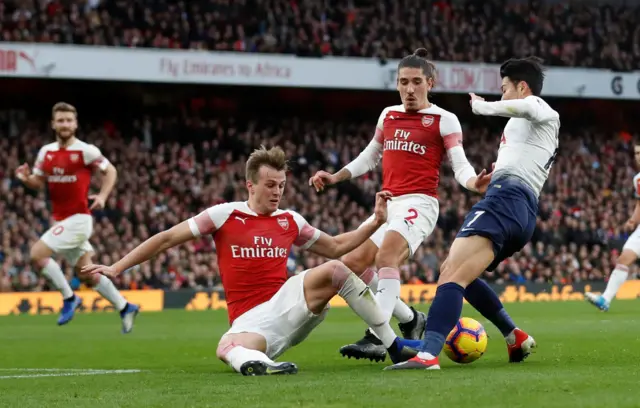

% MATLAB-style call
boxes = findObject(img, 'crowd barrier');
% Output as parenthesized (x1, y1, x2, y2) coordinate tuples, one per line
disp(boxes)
(1, 281, 639, 316)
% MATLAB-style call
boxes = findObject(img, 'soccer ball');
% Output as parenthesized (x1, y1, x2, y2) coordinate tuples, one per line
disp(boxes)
(443, 317, 488, 364)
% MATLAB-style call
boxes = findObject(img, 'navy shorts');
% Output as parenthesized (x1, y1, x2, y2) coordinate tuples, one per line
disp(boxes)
(456, 175, 538, 271)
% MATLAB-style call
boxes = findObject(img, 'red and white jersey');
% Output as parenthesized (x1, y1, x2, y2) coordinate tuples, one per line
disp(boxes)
(378, 104, 462, 198)
(33, 139, 110, 221)
(345, 104, 464, 198)
(187, 201, 321, 324)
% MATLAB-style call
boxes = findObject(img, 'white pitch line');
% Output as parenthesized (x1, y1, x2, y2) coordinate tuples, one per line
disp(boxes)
(0, 368, 111, 372)
(0, 369, 141, 380)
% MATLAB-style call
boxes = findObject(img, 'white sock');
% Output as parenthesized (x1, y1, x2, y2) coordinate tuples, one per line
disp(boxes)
(41, 259, 74, 299)
(602, 264, 629, 303)
(359, 267, 379, 292)
(335, 269, 397, 348)
(95, 275, 128, 311)
(375, 267, 401, 323)
(393, 299, 414, 324)
(225, 346, 275, 373)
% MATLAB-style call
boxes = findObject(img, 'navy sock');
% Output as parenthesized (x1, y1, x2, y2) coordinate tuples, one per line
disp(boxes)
(465, 279, 516, 337)
(421, 282, 465, 356)
(393, 338, 422, 351)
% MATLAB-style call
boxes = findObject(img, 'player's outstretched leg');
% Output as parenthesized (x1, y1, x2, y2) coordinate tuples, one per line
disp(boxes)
(76, 253, 139, 334)
(339, 240, 426, 362)
(30, 240, 80, 326)
(385, 236, 494, 371)
(585, 250, 635, 312)
(217, 333, 298, 376)
(465, 278, 535, 362)
(304, 260, 421, 364)
(339, 269, 424, 362)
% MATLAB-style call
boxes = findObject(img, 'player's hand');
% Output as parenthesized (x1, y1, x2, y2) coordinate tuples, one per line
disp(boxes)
(372, 190, 393, 225)
(309, 170, 337, 192)
(81, 263, 118, 278)
(15, 163, 31, 181)
(624, 219, 638, 231)
(471, 162, 495, 194)
(469, 93, 485, 106)
(88, 194, 106, 210)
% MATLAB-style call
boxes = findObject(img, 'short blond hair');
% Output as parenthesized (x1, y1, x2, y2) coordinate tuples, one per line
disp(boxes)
(245, 145, 288, 183)
(52, 102, 77, 119)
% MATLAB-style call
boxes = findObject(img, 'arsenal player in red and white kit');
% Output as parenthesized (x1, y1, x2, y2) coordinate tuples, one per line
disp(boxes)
(15, 102, 139, 332)
(310, 48, 493, 360)
(83, 146, 421, 375)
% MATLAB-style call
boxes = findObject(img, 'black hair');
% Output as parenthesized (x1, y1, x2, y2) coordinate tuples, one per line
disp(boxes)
(499, 57, 545, 96)
(398, 48, 436, 80)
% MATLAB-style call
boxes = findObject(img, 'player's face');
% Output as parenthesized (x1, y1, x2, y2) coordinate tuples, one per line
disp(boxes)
(634, 146, 640, 166)
(501, 77, 526, 100)
(249, 166, 286, 213)
(52, 111, 77, 140)
(397, 67, 433, 111)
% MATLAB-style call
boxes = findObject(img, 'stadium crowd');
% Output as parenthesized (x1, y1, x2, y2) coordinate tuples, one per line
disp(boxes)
(0, 111, 638, 293)
(1, 0, 639, 70)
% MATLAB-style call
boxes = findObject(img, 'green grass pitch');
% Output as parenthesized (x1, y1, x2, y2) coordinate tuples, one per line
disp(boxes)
(1, 301, 639, 408)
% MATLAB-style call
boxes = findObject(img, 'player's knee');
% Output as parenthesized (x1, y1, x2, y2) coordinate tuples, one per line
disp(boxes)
(216, 337, 236, 361)
(79, 270, 100, 286)
(30, 244, 47, 264)
(327, 260, 352, 291)
(32, 256, 50, 270)
(617, 249, 638, 266)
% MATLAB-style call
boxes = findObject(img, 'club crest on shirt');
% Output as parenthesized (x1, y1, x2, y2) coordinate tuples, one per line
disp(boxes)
(277, 217, 289, 230)
(70, 153, 79, 162)
(421, 115, 434, 127)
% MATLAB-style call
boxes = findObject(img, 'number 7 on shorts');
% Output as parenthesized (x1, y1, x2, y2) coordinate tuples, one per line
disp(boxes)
(465, 210, 485, 228)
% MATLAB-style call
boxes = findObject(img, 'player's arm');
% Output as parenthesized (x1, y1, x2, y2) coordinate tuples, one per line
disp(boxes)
(83, 221, 195, 277)
(15, 147, 47, 190)
(336, 130, 384, 181)
(310, 110, 385, 191)
(86, 145, 117, 208)
(470, 95, 545, 122)
(15, 164, 45, 190)
(95, 163, 117, 201)
(299, 191, 391, 259)
(441, 114, 489, 194)
(82, 205, 226, 278)
(110, 221, 193, 275)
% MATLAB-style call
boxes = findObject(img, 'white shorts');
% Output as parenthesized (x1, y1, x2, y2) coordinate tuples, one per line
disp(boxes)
(223, 270, 329, 359)
(623, 226, 640, 256)
(40, 213, 94, 267)
(361, 193, 439, 256)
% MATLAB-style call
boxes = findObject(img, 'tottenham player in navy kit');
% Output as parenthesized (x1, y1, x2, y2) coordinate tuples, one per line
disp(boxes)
(387, 57, 561, 370)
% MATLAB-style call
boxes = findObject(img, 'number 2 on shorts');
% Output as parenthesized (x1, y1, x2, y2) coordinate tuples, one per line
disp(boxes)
(466, 210, 485, 228)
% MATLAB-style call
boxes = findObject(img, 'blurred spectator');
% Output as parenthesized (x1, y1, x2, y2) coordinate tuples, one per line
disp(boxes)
(1, 0, 639, 69)
(1, 110, 638, 291)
